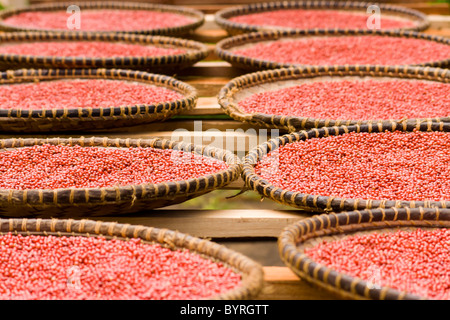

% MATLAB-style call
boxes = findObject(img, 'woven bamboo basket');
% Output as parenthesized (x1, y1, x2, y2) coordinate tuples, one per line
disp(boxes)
(218, 65, 450, 132)
(278, 207, 450, 300)
(0, 32, 209, 73)
(215, 29, 450, 71)
(0, 1, 204, 36)
(0, 218, 264, 300)
(0, 137, 241, 217)
(0, 68, 198, 133)
(215, 0, 430, 35)
(243, 120, 450, 213)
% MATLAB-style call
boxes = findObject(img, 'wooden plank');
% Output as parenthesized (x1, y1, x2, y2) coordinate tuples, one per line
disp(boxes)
(183, 78, 230, 97)
(429, 14, 450, 29)
(177, 62, 247, 78)
(91, 209, 310, 238)
(259, 267, 338, 300)
(183, 4, 450, 15)
(181, 97, 224, 115)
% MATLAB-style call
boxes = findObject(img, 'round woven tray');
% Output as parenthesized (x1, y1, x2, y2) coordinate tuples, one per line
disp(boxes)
(0, 68, 198, 133)
(0, 31, 209, 73)
(243, 120, 450, 213)
(215, 29, 450, 71)
(278, 207, 450, 300)
(218, 65, 450, 132)
(0, 1, 204, 36)
(0, 137, 241, 218)
(215, 0, 429, 35)
(0, 218, 264, 300)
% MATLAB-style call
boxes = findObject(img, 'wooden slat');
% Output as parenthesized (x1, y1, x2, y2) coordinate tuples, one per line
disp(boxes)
(259, 267, 338, 300)
(183, 78, 230, 97)
(91, 209, 309, 238)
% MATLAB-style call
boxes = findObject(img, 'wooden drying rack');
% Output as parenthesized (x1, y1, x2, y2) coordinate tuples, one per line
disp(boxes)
(6, 0, 450, 300)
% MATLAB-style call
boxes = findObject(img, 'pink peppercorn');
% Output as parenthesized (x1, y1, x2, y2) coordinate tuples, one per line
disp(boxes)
(0, 144, 229, 190)
(0, 41, 185, 58)
(238, 80, 450, 120)
(256, 130, 450, 202)
(3, 10, 195, 31)
(305, 228, 450, 300)
(233, 36, 450, 66)
(230, 9, 415, 30)
(0, 79, 184, 111)
(0, 233, 241, 300)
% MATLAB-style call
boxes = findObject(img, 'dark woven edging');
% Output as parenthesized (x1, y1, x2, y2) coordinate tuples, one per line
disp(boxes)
(218, 65, 450, 132)
(0, 137, 242, 207)
(215, 29, 450, 71)
(243, 120, 450, 212)
(0, 68, 197, 119)
(0, 1, 204, 36)
(278, 207, 450, 300)
(215, 1, 430, 34)
(0, 31, 210, 70)
(0, 218, 263, 300)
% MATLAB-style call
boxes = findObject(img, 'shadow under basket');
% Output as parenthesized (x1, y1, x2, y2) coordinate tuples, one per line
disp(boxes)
(0, 31, 209, 73)
(218, 65, 450, 132)
(243, 120, 450, 213)
(0, 218, 264, 300)
(0, 1, 205, 37)
(278, 207, 450, 300)
(215, 0, 430, 35)
(0, 137, 242, 218)
(215, 29, 450, 71)
(0, 68, 197, 133)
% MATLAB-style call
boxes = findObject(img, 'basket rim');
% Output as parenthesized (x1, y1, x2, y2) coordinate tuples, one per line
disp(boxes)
(0, 136, 242, 207)
(217, 65, 450, 132)
(278, 207, 450, 300)
(242, 120, 450, 213)
(0, 31, 210, 68)
(0, 68, 198, 119)
(215, 29, 450, 71)
(0, 1, 205, 36)
(0, 217, 264, 300)
(214, 0, 430, 34)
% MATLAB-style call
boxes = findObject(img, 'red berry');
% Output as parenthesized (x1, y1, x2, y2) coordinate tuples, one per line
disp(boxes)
(305, 228, 450, 300)
(238, 79, 450, 121)
(230, 9, 415, 30)
(3, 9, 195, 32)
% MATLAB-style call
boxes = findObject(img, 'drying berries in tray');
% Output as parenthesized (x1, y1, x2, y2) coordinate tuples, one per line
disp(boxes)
(0, 68, 197, 133)
(0, 137, 241, 217)
(0, 218, 263, 299)
(279, 207, 450, 300)
(218, 65, 450, 131)
(216, 29, 450, 71)
(0, 1, 204, 36)
(243, 121, 450, 213)
(0, 32, 209, 73)
(215, 0, 429, 35)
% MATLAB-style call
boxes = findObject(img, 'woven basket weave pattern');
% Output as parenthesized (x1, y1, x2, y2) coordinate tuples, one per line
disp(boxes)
(243, 120, 450, 212)
(215, 0, 430, 35)
(215, 29, 450, 71)
(278, 207, 450, 300)
(0, 31, 210, 72)
(0, 68, 199, 132)
(0, 1, 205, 36)
(0, 137, 242, 217)
(0, 218, 264, 300)
(218, 65, 450, 132)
